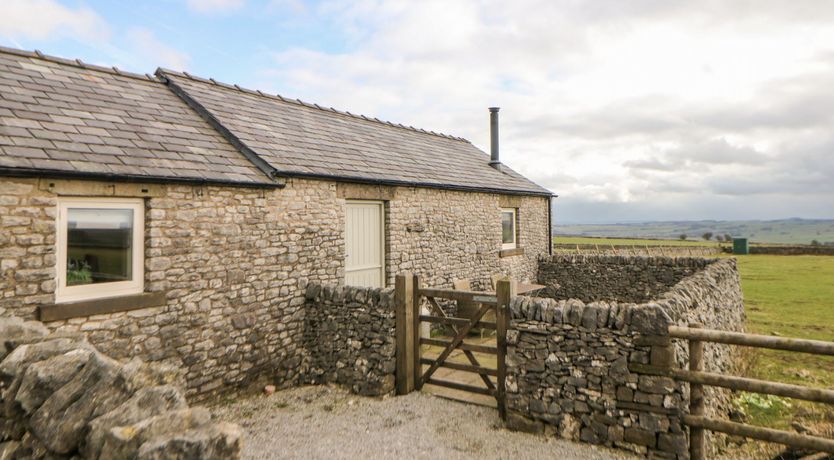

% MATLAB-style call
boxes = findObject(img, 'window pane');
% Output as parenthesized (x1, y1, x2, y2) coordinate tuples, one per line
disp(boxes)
(502, 211, 515, 244)
(66, 208, 133, 286)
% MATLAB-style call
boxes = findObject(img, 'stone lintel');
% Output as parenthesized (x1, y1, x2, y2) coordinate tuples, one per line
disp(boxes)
(336, 182, 396, 200)
(498, 195, 522, 208)
(38, 178, 165, 197)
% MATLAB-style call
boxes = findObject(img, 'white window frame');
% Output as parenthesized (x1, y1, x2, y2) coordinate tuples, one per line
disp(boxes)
(55, 197, 144, 303)
(501, 208, 517, 250)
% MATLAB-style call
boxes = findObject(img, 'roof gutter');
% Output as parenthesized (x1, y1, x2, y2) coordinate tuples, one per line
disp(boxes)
(157, 70, 280, 183)
(273, 169, 555, 197)
(0, 167, 282, 189)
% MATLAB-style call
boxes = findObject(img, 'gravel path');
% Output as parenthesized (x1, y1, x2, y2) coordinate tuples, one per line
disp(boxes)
(212, 385, 634, 460)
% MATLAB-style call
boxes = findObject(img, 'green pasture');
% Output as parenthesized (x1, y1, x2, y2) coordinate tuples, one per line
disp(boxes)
(735, 254, 834, 419)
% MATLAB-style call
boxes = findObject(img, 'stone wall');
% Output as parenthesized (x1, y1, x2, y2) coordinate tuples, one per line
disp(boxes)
(0, 316, 241, 459)
(301, 284, 397, 396)
(719, 245, 834, 256)
(656, 258, 745, 456)
(553, 245, 720, 258)
(537, 255, 714, 303)
(506, 299, 687, 458)
(1, 176, 548, 400)
(507, 257, 744, 459)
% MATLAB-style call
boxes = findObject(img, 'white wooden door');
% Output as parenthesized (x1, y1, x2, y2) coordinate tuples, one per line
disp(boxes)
(345, 201, 385, 288)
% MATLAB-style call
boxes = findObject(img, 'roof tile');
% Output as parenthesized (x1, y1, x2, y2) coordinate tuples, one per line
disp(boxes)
(0, 47, 271, 184)
(160, 71, 550, 195)
(1, 46, 548, 194)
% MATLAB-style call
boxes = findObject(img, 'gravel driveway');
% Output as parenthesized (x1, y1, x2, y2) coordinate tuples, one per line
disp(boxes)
(212, 385, 634, 460)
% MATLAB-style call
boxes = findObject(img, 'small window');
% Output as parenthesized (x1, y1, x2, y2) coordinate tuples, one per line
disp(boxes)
(501, 208, 517, 250)
(55, 198, 144, 303)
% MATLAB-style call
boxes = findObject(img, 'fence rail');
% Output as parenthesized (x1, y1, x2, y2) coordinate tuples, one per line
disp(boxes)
(669, 324, 834, 459)
(418, 288, 498, 305)
(668, 325, 834, 355)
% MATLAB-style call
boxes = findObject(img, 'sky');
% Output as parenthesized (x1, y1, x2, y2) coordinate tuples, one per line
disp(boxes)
(2, 0, 833, 224)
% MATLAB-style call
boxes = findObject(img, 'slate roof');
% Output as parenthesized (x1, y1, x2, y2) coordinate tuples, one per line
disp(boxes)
(159, 70, 551, 195)
(0, 45, 551, 195)
(0, 47, 272, 185)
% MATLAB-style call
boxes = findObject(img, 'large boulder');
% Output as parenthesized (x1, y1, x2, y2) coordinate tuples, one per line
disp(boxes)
(1, 337, 96, 442)
(15, 348, 94, 413)
(135, 422, 243, 460)
(0, 317, 49, 361)
(0, 336, 94, 387)
(84, 385, 188, 459)
(29, 351, 134, 454)
(98, 408, 212, 459)
(0, 315, 241, 460)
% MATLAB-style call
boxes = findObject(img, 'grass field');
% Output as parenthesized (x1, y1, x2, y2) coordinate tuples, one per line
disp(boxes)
(719, 254, 834, 458)
(734, 254, 834, 428)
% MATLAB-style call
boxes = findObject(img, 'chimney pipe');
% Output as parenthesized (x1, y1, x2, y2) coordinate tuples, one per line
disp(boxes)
(489, 107, 501, 169)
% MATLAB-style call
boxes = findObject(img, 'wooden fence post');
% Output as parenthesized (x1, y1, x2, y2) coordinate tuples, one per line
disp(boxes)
(495, 277, 516, 420)
(689, 322, 706, 460)
(412, 274, 423, 390)
(395, 273, 415, 395)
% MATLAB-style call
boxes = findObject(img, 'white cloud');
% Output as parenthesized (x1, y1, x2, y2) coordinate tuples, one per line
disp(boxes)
(0, 1, 190, 77)
(250, 0, 834, 221)
(125, 28, 190, 71)
(186, 0, 245, 13)
(0, 0, 109, 41)
(266, 0, 307, 14)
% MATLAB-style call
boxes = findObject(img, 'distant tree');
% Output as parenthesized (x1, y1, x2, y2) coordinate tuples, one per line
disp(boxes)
(811, 239, 821, 246)
(724, 234, 732, 242)
(715, 235, 724, 242)
(679, 234, 687, 241)
(702, 232, 714, 241)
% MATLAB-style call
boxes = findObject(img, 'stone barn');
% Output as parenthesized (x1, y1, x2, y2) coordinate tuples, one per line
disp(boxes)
(0, 46, 553, 399)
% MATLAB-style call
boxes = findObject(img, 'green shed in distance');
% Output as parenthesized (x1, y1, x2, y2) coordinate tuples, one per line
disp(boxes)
(733, 238, 749, 255)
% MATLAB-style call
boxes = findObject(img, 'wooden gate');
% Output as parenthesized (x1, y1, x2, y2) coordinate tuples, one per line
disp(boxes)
(394, 273, 514, 419)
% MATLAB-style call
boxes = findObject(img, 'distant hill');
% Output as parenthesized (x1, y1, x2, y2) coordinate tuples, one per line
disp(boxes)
(553, 219, 834, 245)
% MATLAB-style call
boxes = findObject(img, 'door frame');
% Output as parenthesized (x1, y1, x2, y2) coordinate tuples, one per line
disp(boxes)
(345, 200, 386, 288)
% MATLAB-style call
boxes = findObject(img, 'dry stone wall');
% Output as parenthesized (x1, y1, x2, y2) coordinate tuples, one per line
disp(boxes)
(553, 245, 720, 258)
(537, 255, 713, 303)
(655, 258, 745, 456)
(507, 256, 744, 459)
(0, 316, 241, 459)
(719, 245, 834, 256)
(301, 284, 397, 396)
(505, 299, 687, 458)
